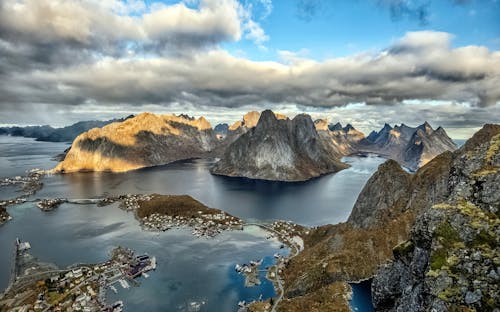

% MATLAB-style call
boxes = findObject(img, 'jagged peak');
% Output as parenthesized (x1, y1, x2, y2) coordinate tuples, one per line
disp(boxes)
(329, 122, 343, 131)
(381, 123, 393, 132)
(343, 124, 354, 132)
(366, 130, 379, 142)
(177, 113, 195, 121)
(255, 109, 279, 129)
(228, 111, 287, 131)
(243, 111, 261, 127)
(417, 121, 434, 134)
(291, 113, 315, 126)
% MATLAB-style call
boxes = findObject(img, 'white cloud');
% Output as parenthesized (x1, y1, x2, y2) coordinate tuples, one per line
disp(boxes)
(0, 0, 268, 51)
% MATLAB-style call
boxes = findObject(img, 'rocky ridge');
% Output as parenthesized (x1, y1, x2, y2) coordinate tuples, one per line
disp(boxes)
(268, 124, 498, 311)
(211, 110, 348, 181)
(360, 122, 457, 171)
(54, 112, 217, 173)
(372, 124, 500, 311)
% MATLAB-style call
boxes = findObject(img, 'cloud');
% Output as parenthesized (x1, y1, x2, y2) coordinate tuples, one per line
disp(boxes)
(0, 31, 499, 112)
(0, 0, 267, 60)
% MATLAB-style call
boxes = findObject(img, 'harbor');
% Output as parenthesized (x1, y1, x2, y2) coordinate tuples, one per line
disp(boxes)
(0, 240, 156, 312)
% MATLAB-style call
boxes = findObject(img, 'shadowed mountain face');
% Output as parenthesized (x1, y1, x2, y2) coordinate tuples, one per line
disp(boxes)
(360, 122, 457, 171)
(273, 124, 499, 311)
(53, 113, 217, 173)
(210, 110, 348, 182)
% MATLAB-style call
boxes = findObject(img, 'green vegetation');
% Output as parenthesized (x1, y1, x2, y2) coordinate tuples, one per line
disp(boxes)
(393, 240, 414, 258)
(137, 194, 220, 218)
(434, 222, 461, 246)
(430, 247, 448, 270)
(485, 133, 500, 163)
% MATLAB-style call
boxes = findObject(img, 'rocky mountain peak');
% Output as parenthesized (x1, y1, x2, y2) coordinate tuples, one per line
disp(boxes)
(372, 123, 499, 312)
(53, 112, 217, 173)
(243, 111, 261, 128)
(210, 110, 348, 181)
(314, 119, 329, 131)
(343, 124, 354, 132)
(228, 110, 287, 131)
(382, 123, 393, 131)
(366, 130, 379, 142)
(329, 122, 343, 131)
(255, 109, 279, 129)
(418, 121, 434, 134)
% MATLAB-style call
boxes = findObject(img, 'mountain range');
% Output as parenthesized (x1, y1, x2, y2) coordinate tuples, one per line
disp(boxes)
(37, 110, 458, 181)
(359, 122, 457, 170)
(0, 116, 133, 142)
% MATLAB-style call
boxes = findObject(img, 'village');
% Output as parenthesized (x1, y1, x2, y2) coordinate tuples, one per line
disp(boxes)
(235, 221, 306, 312)
(100, 194, 245, 238)
(0, 240, 156, 312)
(0, 168, 46, 224)
(36, 198, 67, 211)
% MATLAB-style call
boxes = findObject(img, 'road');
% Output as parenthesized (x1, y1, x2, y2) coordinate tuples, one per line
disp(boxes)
(243, 223, 303, 312)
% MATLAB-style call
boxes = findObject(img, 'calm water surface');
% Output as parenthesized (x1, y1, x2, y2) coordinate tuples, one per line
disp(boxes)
(0, 136, 385, 311)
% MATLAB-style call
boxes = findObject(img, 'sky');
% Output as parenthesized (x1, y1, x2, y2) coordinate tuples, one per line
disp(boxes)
(0, 0, 499, 138)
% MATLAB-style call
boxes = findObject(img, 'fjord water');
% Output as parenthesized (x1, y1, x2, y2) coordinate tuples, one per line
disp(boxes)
(0, 136, 385, 310)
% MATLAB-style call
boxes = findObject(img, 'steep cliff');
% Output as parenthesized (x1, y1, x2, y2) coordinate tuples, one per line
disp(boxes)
(274, 124, 498, 312)
(372, 124, 500, 312)
(53, 112, 217, 173)
(211, 110, 348, 181)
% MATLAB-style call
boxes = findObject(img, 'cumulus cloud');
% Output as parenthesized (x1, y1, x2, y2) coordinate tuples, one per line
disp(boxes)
(0, 1, 497, 133)
(0, 0, 266, 60)
(3, 31, 497, 110)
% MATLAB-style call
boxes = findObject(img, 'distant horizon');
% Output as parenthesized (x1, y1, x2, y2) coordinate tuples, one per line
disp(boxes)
(0, 109, 485, 140)
(0, 0, 498, 140)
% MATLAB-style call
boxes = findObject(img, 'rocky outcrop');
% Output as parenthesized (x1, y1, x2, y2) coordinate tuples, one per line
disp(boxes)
(372, 124, 499, 312)
(211, 110, 348, 181)
(54, 112, 217, 173)
(360, 122, 457, 171)
(0, 205, 9, 225)
(275, 124, 498, 311)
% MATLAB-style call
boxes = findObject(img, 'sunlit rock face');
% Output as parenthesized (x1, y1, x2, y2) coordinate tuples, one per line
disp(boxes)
(315, 120, 366, 156)
(211, 110, 348, 181)
(53, 112, 217, 173)
(360, 122, 457, 171)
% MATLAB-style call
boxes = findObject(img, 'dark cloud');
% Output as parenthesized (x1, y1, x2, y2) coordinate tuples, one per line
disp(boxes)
(0, 31, 498, 112)
(0, 1, 497, 135)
